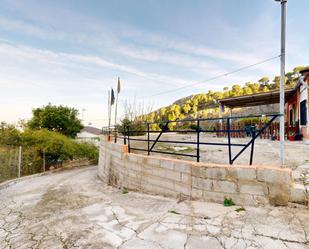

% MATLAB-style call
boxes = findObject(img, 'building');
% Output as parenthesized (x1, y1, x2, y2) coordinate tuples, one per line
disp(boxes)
(76, 126, 102, 145)
(218, 70, 309, 143)
(299, 68, 309, 142)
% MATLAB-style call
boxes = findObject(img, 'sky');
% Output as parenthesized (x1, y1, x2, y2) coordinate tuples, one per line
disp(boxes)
(0, 0, 308, 127)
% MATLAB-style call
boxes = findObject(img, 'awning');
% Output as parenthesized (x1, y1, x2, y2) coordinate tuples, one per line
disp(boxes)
(218, 88, 297, 109)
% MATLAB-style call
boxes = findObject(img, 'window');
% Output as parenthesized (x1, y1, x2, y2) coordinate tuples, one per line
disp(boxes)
(300, 100, 307, 126)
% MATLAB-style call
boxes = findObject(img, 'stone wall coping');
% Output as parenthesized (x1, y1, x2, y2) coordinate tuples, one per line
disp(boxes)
(129, 152, 291, 173)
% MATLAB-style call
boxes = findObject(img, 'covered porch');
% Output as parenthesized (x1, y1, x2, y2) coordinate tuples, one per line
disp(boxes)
(218, 87, 299, 139)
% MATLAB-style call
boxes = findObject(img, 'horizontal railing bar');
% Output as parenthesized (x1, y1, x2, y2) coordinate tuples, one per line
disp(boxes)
(150, 150, 197, 157)
(127, 138, 247, 147)
(129, 147, 148, 152)
(118, 129, 261, 134)
(145, 113, 281, 125)
(130, 147, 197, 158)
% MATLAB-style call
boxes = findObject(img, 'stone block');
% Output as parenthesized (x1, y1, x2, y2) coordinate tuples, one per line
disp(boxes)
(213, 180, 237, 194)
(142, 175, 174, 190)
(174, 182, 191, 196)
(257, 168, 292, 184)
(153, 168, 181, 181)
(228, 167, 256, 181)
(180, 173, 191, 184)
(268, 184, 290, 206)
(160, 160, 174, 170)
(125, 162, 141, 172)
(202, 191, 225, 203)
(191, 188, 203, 199)
(174, 162, 192, 174)
(142, 183, 177, 198)
(147, 157, 161, 167)
(142, 164, 154, 175)
(290, 183, 306, 204)
(191, 166, 203, 177)
(192, 177, 212, 191)
(128, 154, 139, 163)
(206, 167, 227, 180)
(239, 183, 266, 196)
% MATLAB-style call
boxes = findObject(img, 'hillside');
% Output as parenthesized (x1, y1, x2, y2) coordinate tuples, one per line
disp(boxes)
(138, 65, 308, 130)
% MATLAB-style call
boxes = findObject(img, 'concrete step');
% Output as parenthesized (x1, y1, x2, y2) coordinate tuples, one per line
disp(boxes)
(290, 183, 308, 204)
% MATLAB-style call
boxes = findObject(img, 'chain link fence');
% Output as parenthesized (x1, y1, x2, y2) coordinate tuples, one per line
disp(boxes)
(0, 145, 44, 183)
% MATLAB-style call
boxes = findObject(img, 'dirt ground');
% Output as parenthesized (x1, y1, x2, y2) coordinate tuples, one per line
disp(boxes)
(127, 133, 309, 169)
(1, 166, 309, 249)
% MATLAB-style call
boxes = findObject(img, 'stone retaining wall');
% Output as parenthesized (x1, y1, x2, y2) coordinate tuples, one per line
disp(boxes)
(98, 138, 293, 206)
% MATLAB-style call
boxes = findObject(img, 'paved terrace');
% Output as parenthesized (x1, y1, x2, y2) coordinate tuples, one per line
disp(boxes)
(0, 166, 308, 249)
(127, 134, 309, 168)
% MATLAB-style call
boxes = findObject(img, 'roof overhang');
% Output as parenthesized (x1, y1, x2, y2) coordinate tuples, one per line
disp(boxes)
(300, 68, 309, 81)
(218, 88, 297, 109)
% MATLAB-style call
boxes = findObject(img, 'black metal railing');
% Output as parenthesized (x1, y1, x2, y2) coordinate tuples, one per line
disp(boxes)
(102, 113, 281, 165)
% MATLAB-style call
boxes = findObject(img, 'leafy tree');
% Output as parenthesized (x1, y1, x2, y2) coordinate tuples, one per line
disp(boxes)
(28, 103, 83, 138)
(183, 104, 191, 114)
(0, 122, 21, 145)
(243, 86, 253, 95)
(258, 76, 270, 87)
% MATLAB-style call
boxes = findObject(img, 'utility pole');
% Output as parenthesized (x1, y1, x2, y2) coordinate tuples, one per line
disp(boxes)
(275, 0, 287, 166)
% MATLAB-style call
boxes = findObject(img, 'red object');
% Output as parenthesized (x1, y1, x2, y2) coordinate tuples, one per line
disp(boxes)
(276, 135, 280, 141)
(288, 136, 295, 141)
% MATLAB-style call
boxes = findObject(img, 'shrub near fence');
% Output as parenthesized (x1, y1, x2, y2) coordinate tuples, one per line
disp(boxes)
(0, 128, 99, 183)
(0, 145, 45, 183)
(0, 146, 19, 182)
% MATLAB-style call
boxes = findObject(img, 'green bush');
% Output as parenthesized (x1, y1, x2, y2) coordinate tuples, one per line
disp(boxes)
(21, 129, 98, 166)
(0, 126, 99, 176)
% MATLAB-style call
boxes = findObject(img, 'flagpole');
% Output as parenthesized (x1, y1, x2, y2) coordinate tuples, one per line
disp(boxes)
(114, 77, 120, 142)
(108, 90, 111, 137)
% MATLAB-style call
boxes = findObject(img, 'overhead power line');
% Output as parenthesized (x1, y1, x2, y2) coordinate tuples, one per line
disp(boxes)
(140, 55, 281, 99)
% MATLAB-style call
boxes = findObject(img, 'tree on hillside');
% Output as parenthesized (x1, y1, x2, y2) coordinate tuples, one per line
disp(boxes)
(258, 76, 270, 87)
(140, 64, 309, 125)
(273, 76, 281, 89)
(27, 104, 83, 138)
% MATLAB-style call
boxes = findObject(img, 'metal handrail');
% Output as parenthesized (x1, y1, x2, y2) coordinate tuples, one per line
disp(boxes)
(102, 113, 281, 165)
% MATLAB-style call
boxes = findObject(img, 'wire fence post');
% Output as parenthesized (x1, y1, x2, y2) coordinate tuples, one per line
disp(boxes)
(196, 120, 200, 162)
(147, 123, 150, 156)
(227, 118, 232, 165)
(43, 150, 46, 172)
(18, 146, 22, 178)
(127, 125, 131, 153)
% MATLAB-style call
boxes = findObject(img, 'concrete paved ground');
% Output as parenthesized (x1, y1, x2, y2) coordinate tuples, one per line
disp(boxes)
(0, 166, 309, 249)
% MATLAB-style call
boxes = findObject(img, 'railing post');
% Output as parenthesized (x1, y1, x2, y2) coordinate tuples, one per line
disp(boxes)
(250, 130, 256, 165)
(227, 118, 232, 165)
(147, 123, 150, 156)
(196, 120, 200, 162)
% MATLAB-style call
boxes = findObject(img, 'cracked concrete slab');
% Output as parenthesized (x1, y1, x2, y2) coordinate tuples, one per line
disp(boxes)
(0, 166, 309, 249)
